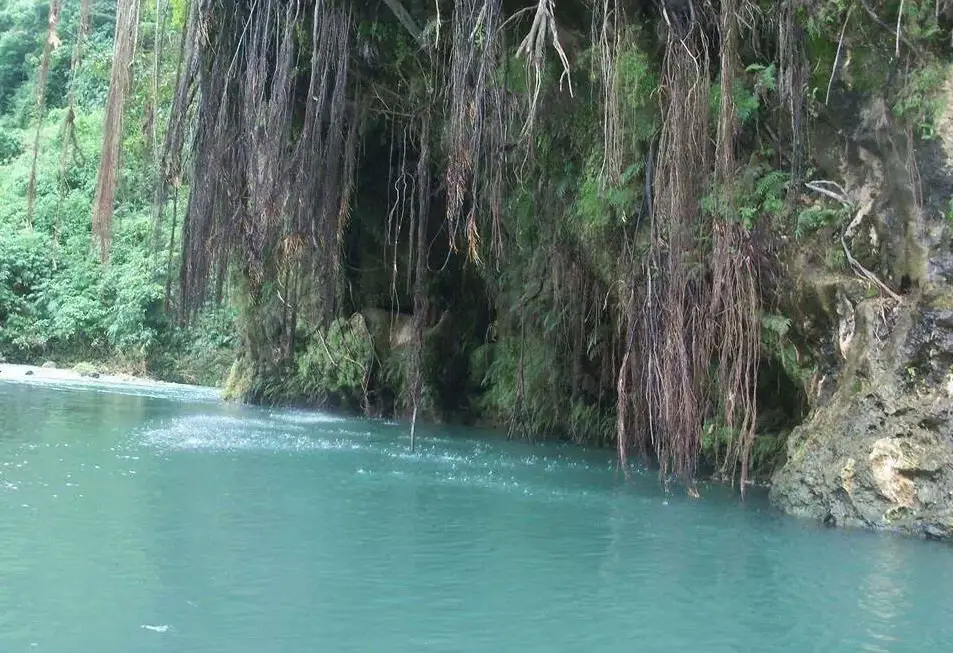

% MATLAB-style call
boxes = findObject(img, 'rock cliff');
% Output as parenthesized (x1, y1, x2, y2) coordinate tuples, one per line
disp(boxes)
(770, 80, 953, 542)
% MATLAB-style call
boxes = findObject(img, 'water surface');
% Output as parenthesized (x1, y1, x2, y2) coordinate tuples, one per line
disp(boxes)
(1, 377, 950, 652)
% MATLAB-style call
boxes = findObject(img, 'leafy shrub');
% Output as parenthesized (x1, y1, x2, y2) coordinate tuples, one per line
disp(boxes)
(471, 333, 611, 442)
(0, 229, 53, 355)
(72, 361, 101, 376)
(0, 128, 20, 162)
(295, 313, 375, 404)
(702, 160, 789, 229)
(796, 205, 841, 239)
(893, 63, 949, 140)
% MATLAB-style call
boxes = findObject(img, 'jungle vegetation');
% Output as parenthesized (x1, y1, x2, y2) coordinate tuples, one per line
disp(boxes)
(1, 0, 951, 486)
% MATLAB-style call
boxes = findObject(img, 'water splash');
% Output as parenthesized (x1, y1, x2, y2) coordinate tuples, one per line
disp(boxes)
(141, 624, 169, 633)
(269, 410, 346, 425)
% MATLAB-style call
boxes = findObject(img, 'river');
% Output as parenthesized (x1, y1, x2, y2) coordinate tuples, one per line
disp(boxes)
(0, 376, 950, 651)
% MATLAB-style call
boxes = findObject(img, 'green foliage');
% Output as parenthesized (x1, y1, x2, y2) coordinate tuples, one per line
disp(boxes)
(799, 0, 948, 111)
(614, 34, 658, 143)
(169, 0, 188, 29)
(0, 127, 20, 161)
(795, 205, 842, 239)
(295, 314, 375, 404)
(574, 157, 641, 228)
(472, 336, 563, 438)
(470, 332, 611, 444)
(894, 63, 949, 140)
(750, 433, 787, 477)
(498, 52, 530, 94)
(762, 312, 791, 339)
(761, 312, 813, 392)
(379, 345, 410, 404)
(0, 216, 174, 367)
(703, 158, 789, 229)
(0, 0, 45, 113)
(824, 246, 848, 270)
(145, 305, 237, 385)
(377, 342, 441, 417)
(702, 313, 800, 478)
(0, 0, 226, 382)
(0, 0, 116, 119)
(886, 0, 944, 44)
(356, 18, 416, 80)
(568, 400, 614, 445)
(0, 229, 51, 352)
(701, 418, 737, 471)
(710, 64, 776, 126)
(222, 359, 252, 401)
(702, 394, 790, 479)
(746, 63, 777, 94)
(72, 361, 101, 376)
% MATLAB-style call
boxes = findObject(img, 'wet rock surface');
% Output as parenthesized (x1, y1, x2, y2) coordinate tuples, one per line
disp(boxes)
(771, 297, 953, 542)
(770, 86, 953, 542)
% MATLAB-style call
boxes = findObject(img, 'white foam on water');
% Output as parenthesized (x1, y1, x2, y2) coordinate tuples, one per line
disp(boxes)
(190, 413, 298, 432)
(134, 414, 377, 455)
(141, 624, 169, 633)
(129, 410, 610, 505)
(369, 452, 599, 504)
(269, 410, 346, 425)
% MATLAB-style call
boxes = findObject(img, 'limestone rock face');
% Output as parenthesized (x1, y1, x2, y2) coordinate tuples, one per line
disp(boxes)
(770, 84, 953, 542)
(770, 299, 953, 541)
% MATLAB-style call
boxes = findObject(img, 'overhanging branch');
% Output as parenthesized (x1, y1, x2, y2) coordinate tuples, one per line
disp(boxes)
(381, 0, 424, 44)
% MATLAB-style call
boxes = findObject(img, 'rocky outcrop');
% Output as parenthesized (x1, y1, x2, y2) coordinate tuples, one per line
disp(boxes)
(361, 307, 451, 353)
(770, 296, 953, 541)
(770, 80, 953, 542)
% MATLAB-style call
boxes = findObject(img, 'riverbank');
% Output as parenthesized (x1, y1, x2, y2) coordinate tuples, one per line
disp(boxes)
(0, 362, 214, 393)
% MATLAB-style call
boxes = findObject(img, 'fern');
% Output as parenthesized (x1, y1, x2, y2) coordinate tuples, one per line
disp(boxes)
(796, 206, 840, 239)
(762, 313, 792, 339)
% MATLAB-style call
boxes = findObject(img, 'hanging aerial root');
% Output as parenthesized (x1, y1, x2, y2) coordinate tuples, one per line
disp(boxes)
(93, 0, 142, 262)
(169, 0, 356, 321)
(615, 0, 761, 488)
(592, 0, 625, 181)
(26, 0, 62, 229)
(409, 111, 432, 446)
(636, 3, 713, 481)
(515, 0, 574, 140)
(56, 0, 92, 239)
(155, 0, 202, 245)
(444, 0, 507, 263)
(776, 0, 809, 182)
(708, 0, 760, 490)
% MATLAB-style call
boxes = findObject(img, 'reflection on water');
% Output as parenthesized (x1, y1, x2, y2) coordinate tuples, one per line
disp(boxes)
(1, 376, 952, 652)
(858, 538, 905, 652)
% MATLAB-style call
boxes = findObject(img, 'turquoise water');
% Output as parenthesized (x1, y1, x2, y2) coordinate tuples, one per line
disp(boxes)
(1, 377, 951, 652)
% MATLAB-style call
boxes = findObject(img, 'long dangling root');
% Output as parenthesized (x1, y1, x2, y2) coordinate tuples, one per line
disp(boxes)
(26, 0, 62, 230)
(515, 0, 573, 140)
(618, 0, 760, 487)
(168, 0, 357, 322)
(93, 0, 141, 262)
(444, 0, 507, 263)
